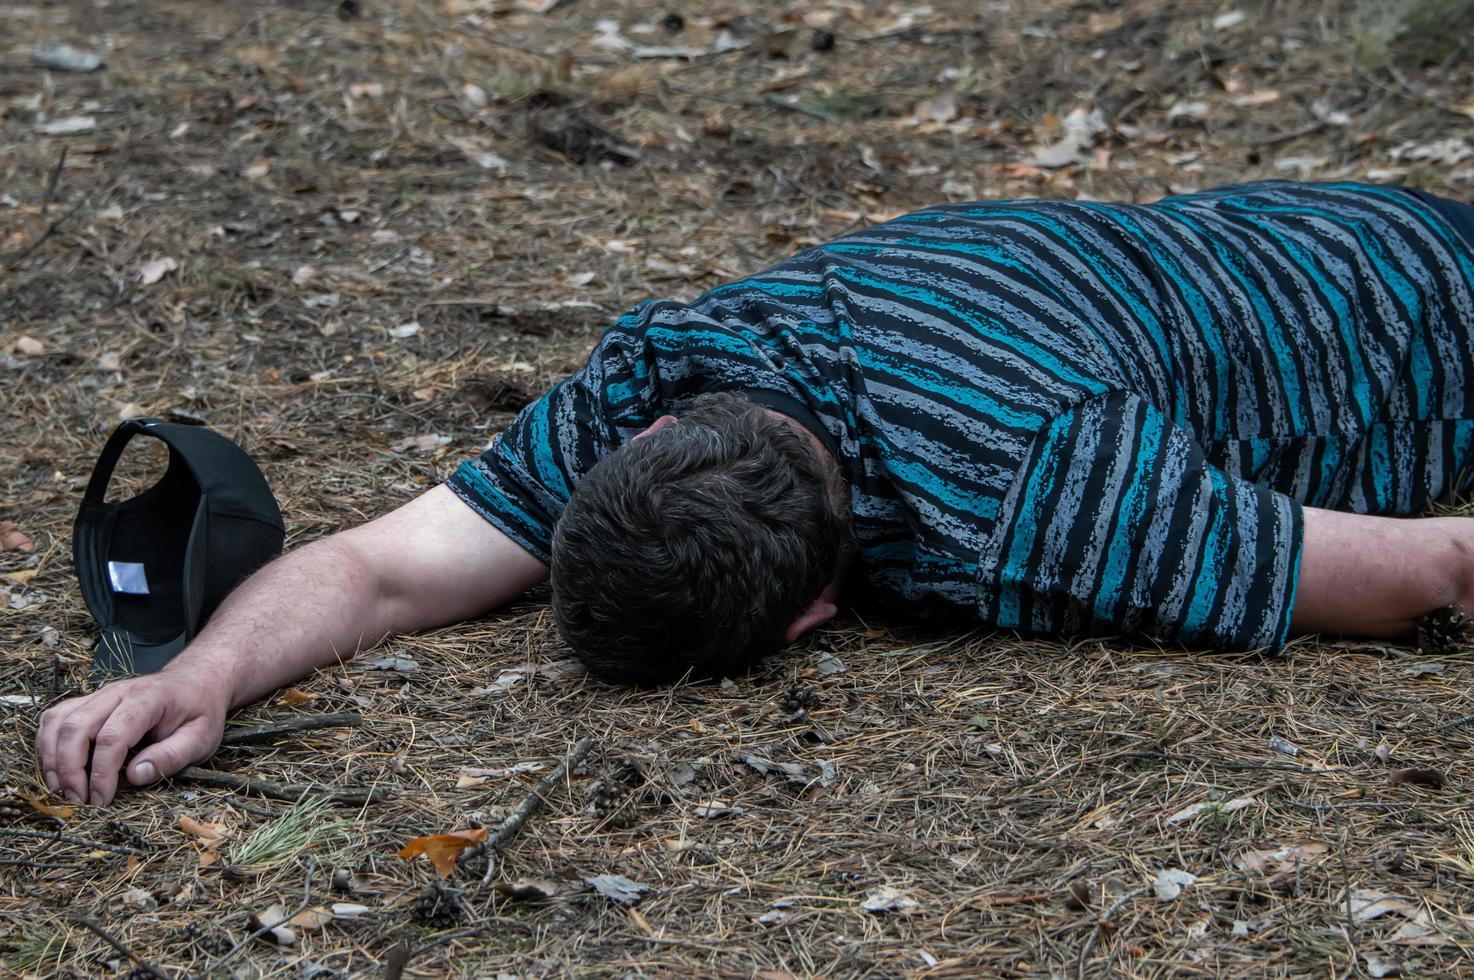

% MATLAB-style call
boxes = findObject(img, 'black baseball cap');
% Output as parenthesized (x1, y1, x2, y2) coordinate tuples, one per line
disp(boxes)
(74, 419, 285, 678)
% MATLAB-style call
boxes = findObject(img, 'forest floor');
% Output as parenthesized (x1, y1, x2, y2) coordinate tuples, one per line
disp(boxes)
(6, 0, 1474, 976)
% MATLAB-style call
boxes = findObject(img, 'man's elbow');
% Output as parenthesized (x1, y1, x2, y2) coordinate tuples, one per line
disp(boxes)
(306, 530, 403, 635)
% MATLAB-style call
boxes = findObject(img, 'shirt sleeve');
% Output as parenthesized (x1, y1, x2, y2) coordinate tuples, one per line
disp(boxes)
(444, 299, 807, 562)
(977, 390, 1304, 650)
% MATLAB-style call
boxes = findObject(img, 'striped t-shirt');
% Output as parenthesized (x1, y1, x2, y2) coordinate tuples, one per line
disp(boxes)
(448, 181, 1474, 651)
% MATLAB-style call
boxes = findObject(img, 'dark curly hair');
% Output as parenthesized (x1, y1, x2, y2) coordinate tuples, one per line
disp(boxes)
(549, 393, 849, 684)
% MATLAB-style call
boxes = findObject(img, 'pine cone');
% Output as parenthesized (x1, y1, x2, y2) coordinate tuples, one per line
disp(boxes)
(781, 684, 820, 715)
(409, 881, 466, 928)
(171, 923, 232, 957)
(588, 778, 639, 828)
(1416, 606, 1472, 654)
(106, 819, 150, 851)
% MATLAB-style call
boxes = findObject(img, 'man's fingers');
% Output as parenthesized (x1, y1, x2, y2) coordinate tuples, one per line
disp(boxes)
(35, 702, 70, 793)
(87, 700, 167, 806)
(127, 715, 220, 786)
(48, 689, 127, 805)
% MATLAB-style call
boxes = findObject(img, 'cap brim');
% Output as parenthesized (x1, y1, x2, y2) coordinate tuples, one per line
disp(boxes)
(91, 630, 188, 681)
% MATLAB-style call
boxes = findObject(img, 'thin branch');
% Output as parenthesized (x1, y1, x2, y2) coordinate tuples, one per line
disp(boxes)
(0, 826, 147, 856)
(1338, 827, 1358, 980)
(478, 736, 593, 885)
(42, 147, 68, 211)
(218, 712, 364, 746)
(1424, 711, 1474, 734)
(74, 917, 169, 979)
(0, 195, 90, 268)
(175, 766, 392, 806)
(1076, 886, 1148, 980)
(210, 855, 316, 974)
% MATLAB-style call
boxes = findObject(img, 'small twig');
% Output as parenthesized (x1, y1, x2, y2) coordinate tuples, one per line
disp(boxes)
(310, 390, 437, 428)
(1109, 750, 1348, 776)
(42, 147, 68, 211)
(0, 194, 89, 268)
(760, 94, 836, 121)
(1424, 711, 1474, 734)
(478, 736, 593, 885)
(0, 826, 147, 856)
(1261, 120, 1328, 147)
(366, 212, 461, 273)
(1357, 65, 1466, 119)
(74, 917, 169, 979)
(218, 712, 364, 746)
(409, 926, 484, 959)
(1076, 886, 1148, 980)
(1338, 828, 1357, 980)
(210, 855, 316, 974)
(0, 858, 78, 870)
(176, 766, 392, 806)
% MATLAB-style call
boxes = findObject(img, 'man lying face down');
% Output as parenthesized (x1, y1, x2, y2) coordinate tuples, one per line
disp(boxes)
(38, 179, 1474, 804)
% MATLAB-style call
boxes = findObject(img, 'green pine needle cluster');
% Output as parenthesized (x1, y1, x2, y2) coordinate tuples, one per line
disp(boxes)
(228, 794, 348, 871)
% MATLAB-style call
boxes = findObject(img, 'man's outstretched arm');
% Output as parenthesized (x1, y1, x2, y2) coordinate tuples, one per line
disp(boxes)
(1291, 506, 1473, 639)
(36, 485, 547, 805)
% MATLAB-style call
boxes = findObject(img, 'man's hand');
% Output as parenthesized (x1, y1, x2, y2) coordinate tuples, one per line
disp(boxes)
(33, 485, 549, 806)
(36, 668, 228, 806)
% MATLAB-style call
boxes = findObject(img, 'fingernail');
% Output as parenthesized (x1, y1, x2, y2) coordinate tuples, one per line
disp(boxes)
(44, 771, 58, 792)
(64, 791, 81, 805)
(133, 761, 158, 784)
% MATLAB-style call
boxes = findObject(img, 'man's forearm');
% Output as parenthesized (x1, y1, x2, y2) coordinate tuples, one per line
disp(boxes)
(38, 485, 547, 805)
(1291, 507, 1473, 638)
(161, 533, 392, 708)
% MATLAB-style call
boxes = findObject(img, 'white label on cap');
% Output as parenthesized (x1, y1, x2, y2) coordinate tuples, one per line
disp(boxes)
(108, 561, 150, 595)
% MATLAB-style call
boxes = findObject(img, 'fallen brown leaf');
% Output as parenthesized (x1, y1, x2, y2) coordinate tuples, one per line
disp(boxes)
(1390, 768, 1446, 789)
(275, 688, 316, 706)
(4, 569, 38, 585)
(287, 906, 335, 931)
(397, 827, 488, 878)
(1064, 879, 1093, 911)
(0, 521, 34, 553)
(21, 792, 76, 820)
(1235, 842, 1329, 872)
(178, 815, 229, 841)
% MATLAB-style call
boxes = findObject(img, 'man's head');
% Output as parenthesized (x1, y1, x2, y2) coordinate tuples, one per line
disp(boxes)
(550, 393, 849, 684)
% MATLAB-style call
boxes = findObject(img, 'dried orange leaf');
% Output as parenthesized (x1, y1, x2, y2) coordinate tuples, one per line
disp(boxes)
(4, 569, 38, 585)
(178, 815, 229, 841)
(397, 827, 488, 878)
(275, 688, 316, 706)
(0, 521, 34, 553)
(21, 792, 76, 820)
